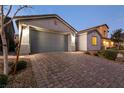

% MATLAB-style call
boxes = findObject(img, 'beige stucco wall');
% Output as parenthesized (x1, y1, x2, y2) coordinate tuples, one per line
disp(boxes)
(19, 18, 76, 54)
(20, 18, 72, 33)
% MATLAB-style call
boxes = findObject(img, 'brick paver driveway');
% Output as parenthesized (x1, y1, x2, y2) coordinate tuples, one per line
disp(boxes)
(30, 52, 124, 88)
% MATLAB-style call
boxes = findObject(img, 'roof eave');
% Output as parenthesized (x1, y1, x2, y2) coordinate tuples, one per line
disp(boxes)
(14, 14, 78, 33)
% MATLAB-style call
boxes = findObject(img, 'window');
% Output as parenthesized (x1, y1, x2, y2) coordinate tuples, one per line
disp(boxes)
(104, 31, 106, 37)
(92, 36, 97, 45)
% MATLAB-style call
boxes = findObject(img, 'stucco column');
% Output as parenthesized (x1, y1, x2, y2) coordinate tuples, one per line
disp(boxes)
(68, 33, 76, 52)
(19, 24, 30, 55)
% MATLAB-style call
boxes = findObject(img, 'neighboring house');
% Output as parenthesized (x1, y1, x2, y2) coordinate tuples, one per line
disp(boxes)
(0, 17, 15, 52)
(77, 24, 114, 51)
(14, 34, 19, 46)
(120, 33, 124, 48)
(15, 14, 77, 54)
(77, 30, 102, 51)
(96, 24, 114, 49)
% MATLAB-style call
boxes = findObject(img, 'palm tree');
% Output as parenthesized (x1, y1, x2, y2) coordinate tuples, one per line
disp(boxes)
(111, 29, 123, 49)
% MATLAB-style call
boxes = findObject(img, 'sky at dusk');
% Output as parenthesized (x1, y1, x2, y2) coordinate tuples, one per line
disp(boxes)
(9, 5, 124, 36)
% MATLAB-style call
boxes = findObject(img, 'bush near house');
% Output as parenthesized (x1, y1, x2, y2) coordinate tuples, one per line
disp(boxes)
(107, 47, 119, 50)
(103, 49, 118, 60)
(12, 61, 27, 71)
(119, 46, 124, 50)
(93, 52, 99, 56)
(0, 74, 8, 88)
(101, 46, 106, 50)
(84, 51, 91, 55)
(97, 50, 105, 56)
(15, 61, 27, 71)
(9, 61, 27, 74)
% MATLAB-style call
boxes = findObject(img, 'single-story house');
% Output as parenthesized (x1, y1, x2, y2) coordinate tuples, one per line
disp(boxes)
(14, 34, 19, 46)
(0, 16, 15, 52)
(120, 33, 124, 49)
(77, 24, 114, 51)
(15, 14, 77, 54)
(77, 29, 102, 51)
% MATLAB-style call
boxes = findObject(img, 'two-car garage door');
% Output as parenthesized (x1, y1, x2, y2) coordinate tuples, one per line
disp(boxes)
(30, 29, 68, 53)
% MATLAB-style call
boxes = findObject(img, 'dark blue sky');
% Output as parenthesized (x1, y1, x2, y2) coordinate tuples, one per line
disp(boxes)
(10, 5, 124, 36)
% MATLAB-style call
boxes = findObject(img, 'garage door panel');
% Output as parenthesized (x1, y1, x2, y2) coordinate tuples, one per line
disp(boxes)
(30, 30, 68, 53)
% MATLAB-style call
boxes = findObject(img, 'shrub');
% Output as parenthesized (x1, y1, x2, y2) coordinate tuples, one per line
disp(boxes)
(0, 74, 8, 88)
(109, 47, 118, 50)
(11, 60, 27, 72)
(8, 62, 14, 68)
(120, 46, 124, 50)
(101, 46, 106, 50)
(16, 60, 27, 71)
(84, 51, 91, 55)
(93, 53, 99, 56)
(97, 50, 105, 56)
(97, 51, 102, 54)
(103, 49, 118, 60)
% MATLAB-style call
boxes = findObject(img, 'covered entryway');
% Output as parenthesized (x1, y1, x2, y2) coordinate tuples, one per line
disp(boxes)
(30, 29, 68, 53)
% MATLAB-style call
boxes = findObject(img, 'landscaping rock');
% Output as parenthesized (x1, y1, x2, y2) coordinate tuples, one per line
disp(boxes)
(117, 53, 124, 58)
(116, 53, 124, 62)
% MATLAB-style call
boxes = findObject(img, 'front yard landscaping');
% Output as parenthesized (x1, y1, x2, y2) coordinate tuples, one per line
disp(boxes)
(84, 48, 124, 62)
(0, 56, 36, 88)
(99, 49, 118, 60)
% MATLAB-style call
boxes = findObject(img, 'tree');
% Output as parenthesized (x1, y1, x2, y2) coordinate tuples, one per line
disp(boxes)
(111, 28, 123, 49)
(0, 5, 30, 75)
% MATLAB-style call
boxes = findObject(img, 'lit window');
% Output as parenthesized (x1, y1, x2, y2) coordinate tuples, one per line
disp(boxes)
(92, 36, 97, 45)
